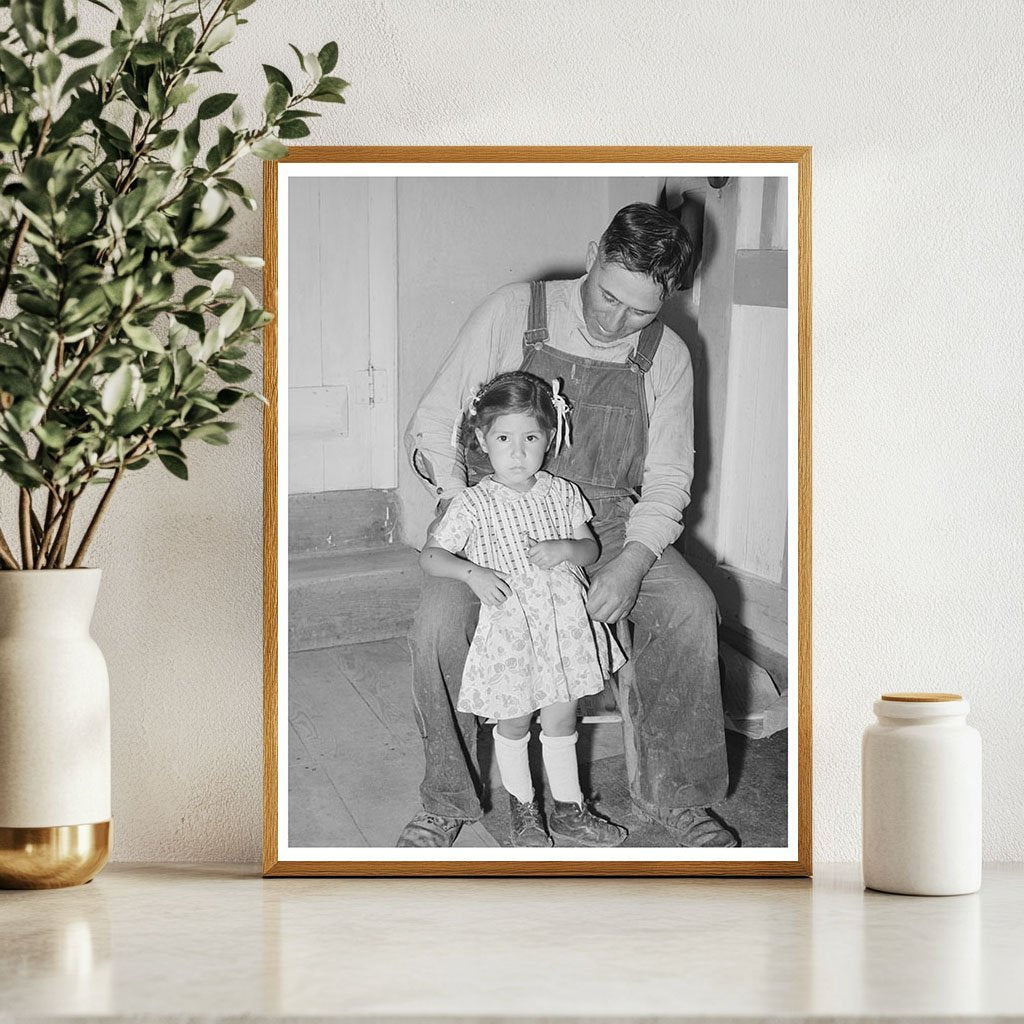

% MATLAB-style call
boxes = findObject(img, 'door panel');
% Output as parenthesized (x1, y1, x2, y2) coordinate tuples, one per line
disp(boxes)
(287, 178, 397, 494)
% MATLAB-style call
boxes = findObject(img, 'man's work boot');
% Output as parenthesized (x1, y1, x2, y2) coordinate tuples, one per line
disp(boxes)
(396, 811, 464, 848)
(636, 805, 740, 848)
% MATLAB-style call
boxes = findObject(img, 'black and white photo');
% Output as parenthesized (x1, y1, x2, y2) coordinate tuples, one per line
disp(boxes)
(263, 149, 811, 877)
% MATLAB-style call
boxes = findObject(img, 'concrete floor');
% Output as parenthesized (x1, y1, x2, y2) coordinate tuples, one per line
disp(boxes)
(287, 637, 788, 850)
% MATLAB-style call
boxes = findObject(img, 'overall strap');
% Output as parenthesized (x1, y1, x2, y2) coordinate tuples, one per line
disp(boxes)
(522, 280, 549, 353)
(628, 319, 664, 374)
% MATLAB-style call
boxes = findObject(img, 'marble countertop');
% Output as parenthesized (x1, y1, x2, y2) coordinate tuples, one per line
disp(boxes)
(3, 862, 1022, 1021)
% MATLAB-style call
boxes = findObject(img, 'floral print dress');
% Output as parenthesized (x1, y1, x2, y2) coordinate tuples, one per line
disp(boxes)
(431, 471, 626, 719)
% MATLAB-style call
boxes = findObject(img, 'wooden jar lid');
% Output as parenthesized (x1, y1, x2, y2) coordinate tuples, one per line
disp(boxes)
(881, 692, 962, 702)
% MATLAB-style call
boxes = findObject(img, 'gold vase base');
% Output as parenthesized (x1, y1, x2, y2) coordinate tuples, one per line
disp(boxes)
(0, 821, 110, 889)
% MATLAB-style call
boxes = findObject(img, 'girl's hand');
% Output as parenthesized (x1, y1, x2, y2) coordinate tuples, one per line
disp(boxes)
(465, 565, 512, 606)
(524, 536, 568, 569)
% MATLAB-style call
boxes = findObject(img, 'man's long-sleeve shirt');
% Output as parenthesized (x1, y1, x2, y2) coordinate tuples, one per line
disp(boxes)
(404, 276, 695, 558)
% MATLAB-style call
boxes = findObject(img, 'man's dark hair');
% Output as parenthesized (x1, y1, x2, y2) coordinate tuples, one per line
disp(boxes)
(598, 202, 694, 297)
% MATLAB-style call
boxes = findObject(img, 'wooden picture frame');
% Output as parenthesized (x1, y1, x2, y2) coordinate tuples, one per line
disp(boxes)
(263, 147, 812, 877)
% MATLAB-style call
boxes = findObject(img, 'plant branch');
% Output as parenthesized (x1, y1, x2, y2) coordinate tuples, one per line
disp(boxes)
(0, 526, 20, 570)
(0, 113, 52, 310)
(70, 465, 123, 567)
(36, 487, 66, 566)
(45, 491, 79, 569)
(18, 489, 34, 569)
(46, 297, 141, 412)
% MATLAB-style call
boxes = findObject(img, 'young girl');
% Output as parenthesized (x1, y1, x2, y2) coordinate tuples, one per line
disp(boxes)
(420, 371, 628, 848)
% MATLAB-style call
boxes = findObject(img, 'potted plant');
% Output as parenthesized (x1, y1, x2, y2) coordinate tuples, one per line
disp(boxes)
(0, 0, 345, 887)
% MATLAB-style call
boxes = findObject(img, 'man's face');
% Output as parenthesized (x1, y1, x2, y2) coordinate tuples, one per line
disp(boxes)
(579, 242, 665, 346)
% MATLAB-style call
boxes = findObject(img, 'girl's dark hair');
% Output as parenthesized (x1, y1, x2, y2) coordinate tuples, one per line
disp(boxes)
(465, 371, 558, 448)
(598, 202, 694, 297)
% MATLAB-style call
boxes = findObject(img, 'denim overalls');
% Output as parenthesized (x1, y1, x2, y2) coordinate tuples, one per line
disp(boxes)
(411, 282, 728, 821)
(465, 280, 662, 499)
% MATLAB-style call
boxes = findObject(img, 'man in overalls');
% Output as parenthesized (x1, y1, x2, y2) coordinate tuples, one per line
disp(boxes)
(400, 202, 737, 848)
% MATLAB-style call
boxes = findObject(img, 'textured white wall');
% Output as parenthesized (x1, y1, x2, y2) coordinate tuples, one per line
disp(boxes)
(46, 1, 1023, 862)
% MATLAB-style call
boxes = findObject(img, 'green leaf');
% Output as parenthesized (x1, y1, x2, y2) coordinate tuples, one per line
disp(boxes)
(112, 405, 152, 435)
(251, 137, 287, 160)
(318, 76, 349, 93)
(123, 321, 164, 353)
(166, 82, 199, 107)
(0, 346, 30, 371)
(218, 295, 246, 339)
(132, 43, 169, 66)
(181, 365, 206, 391)
(226, 0, 257, 11)
(0, 50, 33, 87)
(17, 293, 58, 317)
(317, 41, 339, 75)
(98, 118, 132, 148)
(158, 452, 188, 479)
(121, 0, 152, 33)
(61, 62, 98, 96)
(182, 284, 211, 310)
(42, 0, 66, 32)
(96, 43, 128, 81)
(309, 88, 346, 104)
(203, 15, 236, 54)
(38, 51, 62, 86)
(34, 421, 70, 449)
(210, 269, 234, 294)
(198, 91, 237, 119)
(9, 399, 46, 432)
(214, 362, 251, 383)
(262, 64, 292, 95)
(173, 27, 196, 65)
(0, 456, 46, 487)
(299, 50, 321, 80)
(0, 423, 30, 457)
(215, 388, 247, 408)
(149, 128, 177, 149)
(189, 422, 230, 445)
(264, 81, 288, 117)
(156, 359, 173, 392)
(63, 38, 104, 58)
(113, 187, 147, 228)
(277, 120, 310, 140)
(10, 2, 45, 52)
(101, 365, 133, 414)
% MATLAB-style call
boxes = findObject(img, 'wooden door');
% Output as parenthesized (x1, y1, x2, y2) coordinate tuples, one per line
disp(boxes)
(287, 177, 398, 494)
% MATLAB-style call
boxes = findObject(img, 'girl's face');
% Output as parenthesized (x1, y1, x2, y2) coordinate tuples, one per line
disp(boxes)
(475, 412, 551, 492)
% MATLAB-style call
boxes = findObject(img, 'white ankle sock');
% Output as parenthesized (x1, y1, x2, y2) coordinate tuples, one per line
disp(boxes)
(541, 731, 584, 805)
(493, 728, 534, 803)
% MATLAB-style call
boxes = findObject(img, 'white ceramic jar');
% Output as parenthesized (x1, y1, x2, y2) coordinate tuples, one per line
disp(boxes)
(862, 692, 981, 896)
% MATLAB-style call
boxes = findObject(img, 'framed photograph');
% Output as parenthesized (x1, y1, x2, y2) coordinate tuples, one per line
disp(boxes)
(262, 147, 811, 877)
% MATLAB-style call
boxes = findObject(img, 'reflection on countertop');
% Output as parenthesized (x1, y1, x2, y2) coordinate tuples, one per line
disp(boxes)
(3, 862, 1022, 1020)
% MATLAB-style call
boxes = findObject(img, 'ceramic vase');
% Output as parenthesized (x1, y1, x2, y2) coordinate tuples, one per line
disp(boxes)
(0, 569, 111, 888)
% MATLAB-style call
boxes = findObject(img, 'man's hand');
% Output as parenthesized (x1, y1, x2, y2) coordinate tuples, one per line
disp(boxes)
(524, 536, 568, 569)
(586, 543, 656, 623)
